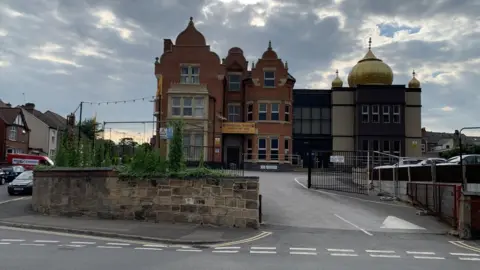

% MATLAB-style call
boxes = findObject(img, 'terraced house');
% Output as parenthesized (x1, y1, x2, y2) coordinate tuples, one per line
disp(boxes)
(153, 17, 296, 170)
(0, 107, 30, 162)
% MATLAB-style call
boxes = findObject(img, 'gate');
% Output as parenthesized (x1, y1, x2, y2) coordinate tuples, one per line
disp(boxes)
(307, 150, 370, 195)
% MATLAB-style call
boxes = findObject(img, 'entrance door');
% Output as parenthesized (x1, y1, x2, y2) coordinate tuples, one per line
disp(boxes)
(226, 147, 240, 168)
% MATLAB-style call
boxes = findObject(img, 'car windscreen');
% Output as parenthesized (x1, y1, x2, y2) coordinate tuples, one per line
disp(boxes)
(15, 171, 33, 180)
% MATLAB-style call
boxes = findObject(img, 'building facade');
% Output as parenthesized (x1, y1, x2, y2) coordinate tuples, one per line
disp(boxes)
(153, 17, 295, 169)
(292, 38, 422, 165)
(0, 108, 30, 162)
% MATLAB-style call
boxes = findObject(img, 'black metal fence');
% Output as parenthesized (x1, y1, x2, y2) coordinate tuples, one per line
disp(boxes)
(183, 145, 244, 176)
(307, 150, 370, 194)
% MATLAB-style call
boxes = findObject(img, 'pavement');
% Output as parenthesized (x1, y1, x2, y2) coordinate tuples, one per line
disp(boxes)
(1, 171, 480, 269)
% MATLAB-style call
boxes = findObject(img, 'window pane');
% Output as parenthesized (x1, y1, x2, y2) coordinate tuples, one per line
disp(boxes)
(191, 67, 199, 74)
(259, 103, 267, 111)
(172, 107, 181, 116)
(373, 140, 379, 151)
(264, 71, 274, 79)
(321, 108, 331, 120)
(362, 105, 369, 113)
(301, 120, 311, 134)
(293, 121, 301, 133)
(247, 139, 252, 148)
(294, 107, 301, 119)
(181, 67, 189, 75)
(259, 139, 266, 148)
(302, 108, 311, 119)
(271, 138, 278, 149)
(194, 134, 203, 146)
(312, 120, 321, 134)
(383, 141, 390, 152)
(248, 104, 253, 112)
(194, 108, 203, 117)
(183, 108, 192, 116)
(312, 108, 321, 119)
(394, 141, 401, 152)
(183, 135, 190, 146)
(284, 139, 289, 149)
(183, 97, 192, 106)
(362, 140, 369, 151)
(194, 97, 204, 107)
(172, 97, 181, 106)
(321, 120, 330, 134)
(272, 103, 279, 111)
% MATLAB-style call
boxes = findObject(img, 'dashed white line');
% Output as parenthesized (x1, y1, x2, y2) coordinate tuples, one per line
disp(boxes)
(61, 245, 86, 248)
(214, 246, 241, 250)
(212, 250, 239, 254)
(406, 251, 436, 255)
(1, 239, 24, 242)
(290, 252, 317, 256)
(334, 214, 373, 236)
(366, 250, 396, 254)
(176, 249, 202, 252)
(459, 257, 480, 261)
(106, 242, 130, 246)
(450, 253, 480, 257)
(71, 241, 96, 245)
(290, 247, 317, 251)
(34, 240, 60, 243)
(134, 247, 163, 251)
(251, 247, 276, 250)
(97, 246, 123, 249)
(20, 243, 45, 246)
(250, 250, 277, 254)
(330, 253, 359, 257)
(414, 256, 445, 260)
(143, 244, 167, 248)
(370, 254, 401, 258)
(0, 243, 11, 245)
(327, 249, 355, 253)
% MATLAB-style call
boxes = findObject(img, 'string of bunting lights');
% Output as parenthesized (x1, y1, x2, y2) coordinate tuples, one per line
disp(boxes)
(82, 96, 155, 106)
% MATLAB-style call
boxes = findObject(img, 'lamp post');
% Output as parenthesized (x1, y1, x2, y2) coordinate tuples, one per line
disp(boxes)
(155, 72, 162, 151)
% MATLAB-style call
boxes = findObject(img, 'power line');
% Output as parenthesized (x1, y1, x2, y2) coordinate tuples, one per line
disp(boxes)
(82, 96, 155, 106)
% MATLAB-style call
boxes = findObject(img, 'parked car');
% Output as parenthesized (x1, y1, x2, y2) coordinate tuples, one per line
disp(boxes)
(373, 158, 423, 169)
(7, 170, 34, 196)
(0, 166, 25, 184)
(414, 158, 447, 166)
(439, 154, 480, 165)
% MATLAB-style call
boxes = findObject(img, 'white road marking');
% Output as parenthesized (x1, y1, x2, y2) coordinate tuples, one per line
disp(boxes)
(0, 242, 11, 245)
(250, 250, 276, 254)
(366, 250, 396, 253)
(327, 249, 355, 252)
(143, 244, 167, 248)
(290, 247, 317, 251)
(370, 254, 401, 258)
(414, 256, 445, 260)
(290, 252, 317, 255)
(134, 247, 163, 251)
(214, 246, 241, 250)
(459, 257, 480, 261)
(334, 214, 373, 236)
(34, 240, 60, 243)
(406, 251, 436, 255)
(71, 241, 96, 245)
(330, 253, 359, 257)
(1, 239, 24, 242)
(61, 244, 85, 248)
(97, 246, 122, 249)
(176, 249, 202, 252)
(20, 243, 45, 246)
(212, 250, 239, 254)
(107, 242, 130, 246)
(251, 247, 276, 250)
(450, 253, 480, 256)
(0, 197, 27, 205)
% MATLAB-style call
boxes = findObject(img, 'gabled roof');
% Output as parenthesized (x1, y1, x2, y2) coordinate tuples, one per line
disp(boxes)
(0, 108, 29, 130)
(0, 99, 9, 108)
(44, 111, 67, 130)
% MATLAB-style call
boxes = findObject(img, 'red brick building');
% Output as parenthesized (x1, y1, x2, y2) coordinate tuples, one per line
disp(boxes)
(154, 17, 295, 169)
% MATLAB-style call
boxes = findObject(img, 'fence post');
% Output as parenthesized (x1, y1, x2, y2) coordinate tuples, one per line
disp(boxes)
(307, 149, 312, 188)
(258, 194, 262, 224)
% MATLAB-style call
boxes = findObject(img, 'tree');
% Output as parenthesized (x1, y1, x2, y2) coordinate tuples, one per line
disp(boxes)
(168, 120, 185, 172)
(78, 117, 103, 141)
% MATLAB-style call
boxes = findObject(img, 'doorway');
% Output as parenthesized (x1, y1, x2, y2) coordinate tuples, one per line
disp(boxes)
(226, 147, 240, 167)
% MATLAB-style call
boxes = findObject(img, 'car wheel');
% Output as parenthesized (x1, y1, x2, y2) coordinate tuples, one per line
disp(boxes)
(8, 191, 14, 196)
(0, 178, 5, 185)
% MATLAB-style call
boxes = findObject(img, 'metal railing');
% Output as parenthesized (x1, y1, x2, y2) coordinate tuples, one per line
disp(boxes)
(242, 153, 302, 166)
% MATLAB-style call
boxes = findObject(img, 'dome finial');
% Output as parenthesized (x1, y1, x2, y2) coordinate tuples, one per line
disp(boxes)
(408, 69, 421, 88)
(190, 17, 193, 22)
(336, 69, 339, 76)
(332, 69, 344, 88)
(268, 40, 272, 50)
(368, 37, 372, 50)
(412, 70, 416, 77)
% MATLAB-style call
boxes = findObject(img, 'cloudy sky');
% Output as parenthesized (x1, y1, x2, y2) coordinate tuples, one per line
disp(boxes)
(1, 0, 479, 141)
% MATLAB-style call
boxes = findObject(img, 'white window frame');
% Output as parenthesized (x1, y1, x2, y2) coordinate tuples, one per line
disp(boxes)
(258, 138, 267, 160)
(183, 97, 193, 116)
(393, 105, 400, 123)
(271, 103, 280, 121)
(8, 127, 16, 141)
(382, 105, 390, 123)
(247, 103, 253, 121)
(194, 97, 204, 117)
(270, 137, 279, 160)
(172, 97, 181, 116)
(372, 104, 379, 123)
(259, 103, 267, 120)
(227, 104, 241, 122)
(228, 74, 241, 91)
(284, 104, 290, 122)
(361, 105, 369, 123)
(180, 66, 200, 84)
(264, 71, 275, 88)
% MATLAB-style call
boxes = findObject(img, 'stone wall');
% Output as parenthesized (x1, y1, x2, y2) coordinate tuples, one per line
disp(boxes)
(32, 168, 260, 229)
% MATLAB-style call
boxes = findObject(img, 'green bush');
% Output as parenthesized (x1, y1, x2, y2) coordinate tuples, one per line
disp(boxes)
(168, 119, 185, 172)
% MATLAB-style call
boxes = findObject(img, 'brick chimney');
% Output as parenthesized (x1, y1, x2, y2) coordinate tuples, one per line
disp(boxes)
(421, 127, 426, 137)
(23, 102, 35, 113)
(164, 39, 173, 53)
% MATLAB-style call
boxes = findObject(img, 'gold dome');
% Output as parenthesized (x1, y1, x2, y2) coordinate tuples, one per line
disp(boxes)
(332, 70, 343, 88)
(348, 38, 394, 87)
(408, 70, 421, 88)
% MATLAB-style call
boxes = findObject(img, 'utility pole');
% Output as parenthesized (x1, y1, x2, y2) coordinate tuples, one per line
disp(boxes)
(77, 101, 83, 148)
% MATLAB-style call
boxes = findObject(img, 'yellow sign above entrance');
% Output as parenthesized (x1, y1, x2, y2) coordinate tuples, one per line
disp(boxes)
(222, 122, 256, 134)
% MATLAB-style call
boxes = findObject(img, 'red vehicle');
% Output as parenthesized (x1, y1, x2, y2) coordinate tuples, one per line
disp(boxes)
(6, 154, 54, 170)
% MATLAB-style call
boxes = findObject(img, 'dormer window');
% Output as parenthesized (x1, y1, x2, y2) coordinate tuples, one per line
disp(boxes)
(228, 74, 241, 91)
(180, 66, 200, 84)
(264, 71, 275, 87)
